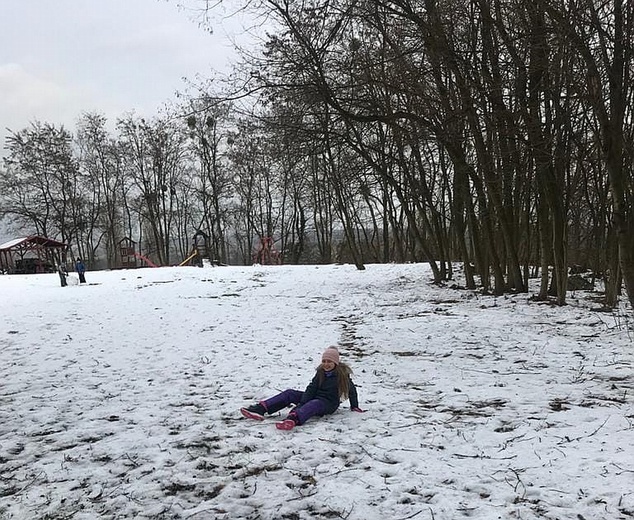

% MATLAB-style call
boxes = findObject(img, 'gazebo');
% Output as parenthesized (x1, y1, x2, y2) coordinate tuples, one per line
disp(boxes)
(0, 235, 68, 274)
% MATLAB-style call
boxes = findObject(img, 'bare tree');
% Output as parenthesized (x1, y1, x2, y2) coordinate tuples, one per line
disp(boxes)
(76, 112, 126, 267)
(1, 122, 85, 258)
(185, 98, 232, 263)
(117, 114, 189, 265)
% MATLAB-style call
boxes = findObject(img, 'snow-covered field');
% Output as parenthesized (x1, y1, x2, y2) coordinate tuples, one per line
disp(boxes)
(1, 263, 633, 520)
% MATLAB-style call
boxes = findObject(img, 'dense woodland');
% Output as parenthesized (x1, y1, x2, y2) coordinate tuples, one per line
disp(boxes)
(0, 0, 632, 310)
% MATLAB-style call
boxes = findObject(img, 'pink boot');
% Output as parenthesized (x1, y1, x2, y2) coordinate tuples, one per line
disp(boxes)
(275, 419, 296, 430)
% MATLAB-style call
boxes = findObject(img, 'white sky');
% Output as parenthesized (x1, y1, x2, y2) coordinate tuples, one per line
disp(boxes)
(1, 263, 633, 519)
(0, 0, 253, 155)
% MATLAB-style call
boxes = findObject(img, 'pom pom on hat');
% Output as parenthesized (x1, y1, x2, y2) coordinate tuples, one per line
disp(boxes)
(322, 346, 340, 365)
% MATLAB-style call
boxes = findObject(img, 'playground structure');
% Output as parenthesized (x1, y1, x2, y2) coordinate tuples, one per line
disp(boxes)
(118, 238, 137, 268)
(253, 236, 281, 265)
(117, 232, 215, 269)
(180, 230, 211, 267)
(117, 238, 158, 268)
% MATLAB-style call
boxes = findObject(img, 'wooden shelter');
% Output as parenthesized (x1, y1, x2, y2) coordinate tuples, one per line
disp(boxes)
(0, 235, 68, 274)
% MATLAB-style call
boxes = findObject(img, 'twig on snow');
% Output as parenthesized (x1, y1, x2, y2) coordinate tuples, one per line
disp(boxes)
(453, 453, 517, 460)
(507, 467, 527, 497)
(611, 463, 634, 475)
(286, 490, 318, 501)
(15, 471, 45, 495)
(392, 421, 426, 429)
(396, 509, 424, 520)
(123, 453, 140, 467)
(326, 467, 363, 477)
(452, 364, 531, 376)
(328, 504, 354, 519)
(120, 490, 144, 505)
(184, 508, 225, 519)
(556, 415, 610, 445)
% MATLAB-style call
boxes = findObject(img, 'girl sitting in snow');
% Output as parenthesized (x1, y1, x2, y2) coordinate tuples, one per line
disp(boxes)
(240, 346, 365, 430)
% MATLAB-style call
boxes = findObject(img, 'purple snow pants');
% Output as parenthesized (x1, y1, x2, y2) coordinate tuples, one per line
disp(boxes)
(261, 389, 327, 425)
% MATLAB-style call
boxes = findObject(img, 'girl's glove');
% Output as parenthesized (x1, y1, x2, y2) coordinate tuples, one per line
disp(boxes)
(351, 407, 366, 413)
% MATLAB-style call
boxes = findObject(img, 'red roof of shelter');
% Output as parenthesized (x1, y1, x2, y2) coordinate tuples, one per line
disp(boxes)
(0, 235, 67, 252)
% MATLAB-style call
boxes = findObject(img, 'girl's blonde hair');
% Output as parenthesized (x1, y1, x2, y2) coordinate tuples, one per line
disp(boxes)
(317, 362, 353, 400)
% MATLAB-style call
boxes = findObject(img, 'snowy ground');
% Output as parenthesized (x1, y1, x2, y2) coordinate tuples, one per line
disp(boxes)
(0, 263, 633, 520)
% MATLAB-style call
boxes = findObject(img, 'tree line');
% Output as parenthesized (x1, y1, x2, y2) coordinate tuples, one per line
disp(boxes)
(1, 0, 632, 310)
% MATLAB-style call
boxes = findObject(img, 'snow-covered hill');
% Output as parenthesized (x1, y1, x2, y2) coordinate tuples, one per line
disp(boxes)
(1, 263, 632, 519)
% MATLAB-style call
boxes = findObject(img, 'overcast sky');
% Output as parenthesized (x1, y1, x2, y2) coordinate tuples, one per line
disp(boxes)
(0, 0, 253, 155)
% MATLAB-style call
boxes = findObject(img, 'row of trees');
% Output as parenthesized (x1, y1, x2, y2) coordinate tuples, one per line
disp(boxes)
(1, 0, 633, 311)
(0, 109, 286, 268)
(0, 100, 364, 269)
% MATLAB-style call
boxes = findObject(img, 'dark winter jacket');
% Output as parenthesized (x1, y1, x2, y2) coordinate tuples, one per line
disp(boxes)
(299, 369, 359, 414)
(75, 260, 86, 274)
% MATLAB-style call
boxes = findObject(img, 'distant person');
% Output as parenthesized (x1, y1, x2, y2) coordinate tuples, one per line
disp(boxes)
(57, 263, 68, 287)
(240, 346, 365, 430)
(75, 258, 86, 284)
